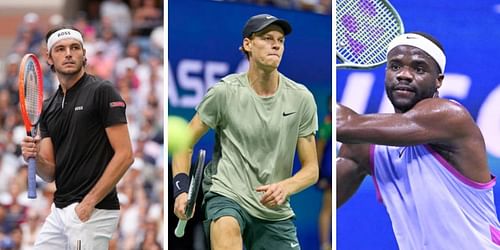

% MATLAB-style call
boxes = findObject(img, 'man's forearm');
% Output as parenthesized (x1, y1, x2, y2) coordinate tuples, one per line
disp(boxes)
(82, 150, 134, 207)
(172, 148, 194, 176)
(35, 157, 56, 182)
(282, 163, 319, 196)
(337, 157, 367, 208)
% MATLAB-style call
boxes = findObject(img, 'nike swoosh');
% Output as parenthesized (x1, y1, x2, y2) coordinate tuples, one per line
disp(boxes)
(283, 112, 296, 117)
(290, 242, 299, 248)
(398, 147, 407, 158)
(175, 180, 181, 190)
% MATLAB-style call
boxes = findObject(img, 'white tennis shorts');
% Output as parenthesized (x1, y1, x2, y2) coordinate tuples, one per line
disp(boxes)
(34, 202, 120, 250)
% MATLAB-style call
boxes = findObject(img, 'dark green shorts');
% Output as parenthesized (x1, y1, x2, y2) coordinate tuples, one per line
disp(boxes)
(203, 192, 300, 250)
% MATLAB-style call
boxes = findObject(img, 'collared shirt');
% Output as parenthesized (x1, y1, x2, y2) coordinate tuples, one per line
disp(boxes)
(40, 73, 127, 209)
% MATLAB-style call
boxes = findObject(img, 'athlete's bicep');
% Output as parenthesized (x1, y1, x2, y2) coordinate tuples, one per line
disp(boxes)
(105, 124, 133, 155)
(403, 99, 474, 142)
(189, 113, 211, 146)
(297, 134, 318, 171)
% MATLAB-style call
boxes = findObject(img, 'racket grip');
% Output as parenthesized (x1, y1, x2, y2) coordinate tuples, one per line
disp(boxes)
(27, 158, 37, 199)
(174, 219, 187, 237)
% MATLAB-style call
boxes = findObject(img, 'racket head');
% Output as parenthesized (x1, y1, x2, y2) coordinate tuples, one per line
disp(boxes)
(18, 53, 43, 134)
(184, 149, 206, 217)
(336, 0, 404, 69)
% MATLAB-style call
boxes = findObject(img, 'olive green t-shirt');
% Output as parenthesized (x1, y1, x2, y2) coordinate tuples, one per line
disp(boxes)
(198, 72, 318, 221)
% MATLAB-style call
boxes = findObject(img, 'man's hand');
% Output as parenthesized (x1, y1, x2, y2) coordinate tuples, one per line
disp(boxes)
(20, 135, 40, 161)
(75, 202, 95, 222)
(256, 183, 290, 208)
(173, 193, 192, 220)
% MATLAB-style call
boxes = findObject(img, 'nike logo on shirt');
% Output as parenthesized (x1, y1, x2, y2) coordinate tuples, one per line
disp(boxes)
(283, 112, 296, 117)
(398, 147, 408, 158)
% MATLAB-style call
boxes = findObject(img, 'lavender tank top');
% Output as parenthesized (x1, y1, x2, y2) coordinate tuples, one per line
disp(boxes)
(370, 144, 500, 249)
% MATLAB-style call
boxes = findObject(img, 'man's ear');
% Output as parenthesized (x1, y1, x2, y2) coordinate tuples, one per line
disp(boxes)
(436, 74, 444, 89)
(242, 37, 252, 53)
(432, 74, 444, 97)
(46, 50, 53, 67)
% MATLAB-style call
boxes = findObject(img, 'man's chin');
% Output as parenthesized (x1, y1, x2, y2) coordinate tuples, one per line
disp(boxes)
(391, 99, 416, 113)
(56, 68, 82, 76)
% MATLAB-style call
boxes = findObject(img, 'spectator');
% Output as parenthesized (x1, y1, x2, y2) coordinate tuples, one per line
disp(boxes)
(11, 13, 44, 55)
(132, 0, 162, 37)
(100, 0, 133, 41)
(0, 54, 21, 106)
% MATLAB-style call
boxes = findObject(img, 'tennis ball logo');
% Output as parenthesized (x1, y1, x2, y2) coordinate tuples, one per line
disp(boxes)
(168, 116, 193, 154)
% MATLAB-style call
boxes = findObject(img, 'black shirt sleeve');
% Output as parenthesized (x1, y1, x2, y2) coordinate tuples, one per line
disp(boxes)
(95, 82, 127, 127)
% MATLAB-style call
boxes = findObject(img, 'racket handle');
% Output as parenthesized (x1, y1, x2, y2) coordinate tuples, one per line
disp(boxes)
(175, 219, 187, 237)
(27, 158, 37, 199)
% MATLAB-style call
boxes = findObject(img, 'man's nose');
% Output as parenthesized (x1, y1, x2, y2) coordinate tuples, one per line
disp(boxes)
(272, 41, 281, 50)
(64, 48, 73, 57)
(396, 66, 413, 81)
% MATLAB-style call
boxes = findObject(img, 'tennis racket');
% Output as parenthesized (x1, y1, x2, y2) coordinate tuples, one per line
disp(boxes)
(18, 53, 44, 199)
(174, 149, 206, 238)
(337, 0, 404, 69)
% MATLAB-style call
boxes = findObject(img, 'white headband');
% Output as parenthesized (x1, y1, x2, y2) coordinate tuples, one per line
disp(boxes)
(387, 33, 446, 73)
(47, 29, 84, 52)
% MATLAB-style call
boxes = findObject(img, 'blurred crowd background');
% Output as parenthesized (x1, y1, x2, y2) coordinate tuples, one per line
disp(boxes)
(212, 0, 331, 14)
(0, 0, 163, 249)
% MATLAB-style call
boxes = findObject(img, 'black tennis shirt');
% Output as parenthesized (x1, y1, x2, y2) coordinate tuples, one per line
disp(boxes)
(40, 73, 127, 209)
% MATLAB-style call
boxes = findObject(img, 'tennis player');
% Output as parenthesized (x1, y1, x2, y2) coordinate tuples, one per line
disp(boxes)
(172, 14, 319, 249)
(337, 32, 500, 249)
(20, 26, 134, 249)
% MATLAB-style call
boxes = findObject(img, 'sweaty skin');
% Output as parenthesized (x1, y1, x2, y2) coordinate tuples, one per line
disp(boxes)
(337, 45, 490, 207)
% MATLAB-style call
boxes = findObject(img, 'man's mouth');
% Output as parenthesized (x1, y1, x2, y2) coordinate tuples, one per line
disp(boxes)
(393, 85, 415, 93)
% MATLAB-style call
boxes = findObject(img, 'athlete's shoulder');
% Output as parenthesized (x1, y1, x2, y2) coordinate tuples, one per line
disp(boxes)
(279, 73, 313, 94)
(414, 98, 472, 118)
(219, 72, 247, 87)
(84, 73, 113, 87)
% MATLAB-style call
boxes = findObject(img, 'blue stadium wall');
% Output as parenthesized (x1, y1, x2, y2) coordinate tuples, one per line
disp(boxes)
(337, 0, 500, 249)
(168, 0, 332, 249)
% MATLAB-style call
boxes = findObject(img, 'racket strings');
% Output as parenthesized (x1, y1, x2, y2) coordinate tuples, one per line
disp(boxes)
(338, 8, 396, 63)
(337, 5, 395, 63)
(337, 0, 402, 66)
(24, 63, 41, 123)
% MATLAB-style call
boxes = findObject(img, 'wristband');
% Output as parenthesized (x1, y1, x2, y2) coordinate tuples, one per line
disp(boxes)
(173, 173, 190, 199)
